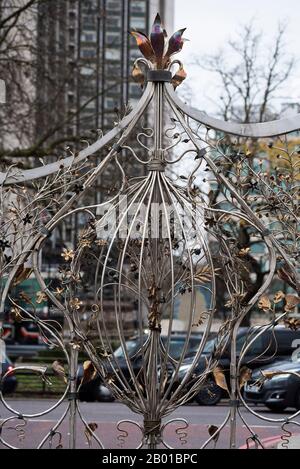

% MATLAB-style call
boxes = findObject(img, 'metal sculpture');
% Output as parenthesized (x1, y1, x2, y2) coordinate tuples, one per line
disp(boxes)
(0, 14, 299, 449)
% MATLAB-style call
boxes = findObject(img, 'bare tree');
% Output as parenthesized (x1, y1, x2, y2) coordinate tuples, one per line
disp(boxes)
(193, 23, 297, 322)
(0, 0, 134, 165)
(195, 22, 294, 123)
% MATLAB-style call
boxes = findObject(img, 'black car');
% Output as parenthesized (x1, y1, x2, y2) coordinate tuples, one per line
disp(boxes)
(244, 359, 300, 411)
(78, 332, 207, 402)
(0, 354, 17, 394)
(176, 326, 300, 406)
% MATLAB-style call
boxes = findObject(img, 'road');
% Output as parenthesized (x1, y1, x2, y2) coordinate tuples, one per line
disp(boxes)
(0, 399, 299, 449)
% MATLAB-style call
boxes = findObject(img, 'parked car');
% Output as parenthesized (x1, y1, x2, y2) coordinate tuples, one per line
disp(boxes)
(176, 326, 300, 406)
(0, 354, 17, 394)
(244, 359, 300, 412)
(77, 332, 210, 402)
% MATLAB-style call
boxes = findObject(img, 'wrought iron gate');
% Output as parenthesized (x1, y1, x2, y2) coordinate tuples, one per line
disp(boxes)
(0, 15, 299, 449)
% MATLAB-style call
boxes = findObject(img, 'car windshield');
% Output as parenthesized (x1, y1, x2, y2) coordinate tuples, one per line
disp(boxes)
(114, 336, 203, 360)
(114, 340, 140, 359)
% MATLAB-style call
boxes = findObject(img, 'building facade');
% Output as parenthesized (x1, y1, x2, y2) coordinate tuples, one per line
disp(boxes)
(36, 0, 174, 140)
(35, 1, 175, 337)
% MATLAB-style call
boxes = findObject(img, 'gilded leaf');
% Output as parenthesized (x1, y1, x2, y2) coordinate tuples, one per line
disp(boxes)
(273, 291, 285, 304)
(212, 367, 229, 393)
(239, 367, 252, 389)
(195, 265, 214, 284)
(207, 425, 219, 443)
(164, 28, 187, 64)
(19, 291, 32, 304)
(130, 31, 154, 62)
(36, 291, 47, 304)
(12, 265, 33, 286)
(284, 294, 300, 312)
(132, 63, 145, 87)
(258, 295, 271, 311)
(284, 318, 300, 331)
(238, 247, 250, 257)
(171, 65, 187, 89)
(81, 361, 97, 386)
(52, 360, 67, 384)
(10, 306, 23, 323)
(85, 422, 98, 447)
(150, 13, 165, 66)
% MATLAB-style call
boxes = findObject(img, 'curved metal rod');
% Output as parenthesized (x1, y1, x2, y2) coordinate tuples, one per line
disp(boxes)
(75, 402, 105, 449)
(116, 420, 144, 449)
(0, 416, 26, 449)
(0, 82, 154, 185)
(237, 407, 265, 449)
(160, 418, 189, 449)
(166, 83, 300, 138)
(37, 403, 71, 449)
(201, 410, 231, 449)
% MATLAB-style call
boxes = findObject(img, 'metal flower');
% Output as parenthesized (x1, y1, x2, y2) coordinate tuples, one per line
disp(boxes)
(130, 13, 188, 86)
(61, 248, 75, 261)
(36, 291, 48, 304)
(69, 297, 83, 310)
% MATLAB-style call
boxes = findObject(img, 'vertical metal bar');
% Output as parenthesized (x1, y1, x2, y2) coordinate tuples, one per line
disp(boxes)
(145, 81, 164, 449)
(68, 334, 78, 449)
(229, 328, 238, 449)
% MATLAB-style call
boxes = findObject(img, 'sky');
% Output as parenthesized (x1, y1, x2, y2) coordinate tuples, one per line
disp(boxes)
(174, 0, 300, 114)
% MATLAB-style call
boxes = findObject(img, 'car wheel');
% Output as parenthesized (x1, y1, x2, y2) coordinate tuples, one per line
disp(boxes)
(265, 403, 287, 412)
(195, 380, 223, 406)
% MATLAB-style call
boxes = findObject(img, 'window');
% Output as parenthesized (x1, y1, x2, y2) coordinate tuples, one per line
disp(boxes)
(130, 16, 146, 30)
(81, 48, 96, 58)
(81, 32, 97, 43)
(106, 32, 121, 46)
(82, 15, 96, 30)
(80, 66, 94, 76)
(131, 1, 146, 13)
(105, 97, 117, 110)
(107, 1, 121, 11)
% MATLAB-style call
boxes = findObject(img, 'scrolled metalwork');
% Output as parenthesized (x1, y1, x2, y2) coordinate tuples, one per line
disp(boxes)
(0, 14, 299, 450)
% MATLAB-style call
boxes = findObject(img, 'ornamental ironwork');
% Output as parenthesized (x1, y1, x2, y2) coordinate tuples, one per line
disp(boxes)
(0, 14, 299, 449)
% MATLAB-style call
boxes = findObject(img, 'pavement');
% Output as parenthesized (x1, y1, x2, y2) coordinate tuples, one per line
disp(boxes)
(0, 399, 299, 449)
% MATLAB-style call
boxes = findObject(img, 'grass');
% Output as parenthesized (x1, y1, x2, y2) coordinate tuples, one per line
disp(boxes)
(13, 372, 67, 396)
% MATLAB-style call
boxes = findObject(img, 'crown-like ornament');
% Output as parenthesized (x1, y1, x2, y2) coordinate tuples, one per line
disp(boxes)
(130, 13, 188, 88)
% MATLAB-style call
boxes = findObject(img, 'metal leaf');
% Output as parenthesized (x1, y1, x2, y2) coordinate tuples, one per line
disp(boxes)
(150, 13, 165, 67)
(239, 367, 252, 389)
(12, 265, 33, 286)
(130, 31, 154, 62)
(212, 366, 229, 393)
(257, 295, 272, 311)
(172, 65, 187, 89)
(284, 294, 300, 312)
(132, 63, 145, 87)
(273, 291, 285, 304)
(164, 28, 187, 65)
(81, 361, 97, 385)
(194, 265, 214, 284)
(52, 360, 67, 384)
